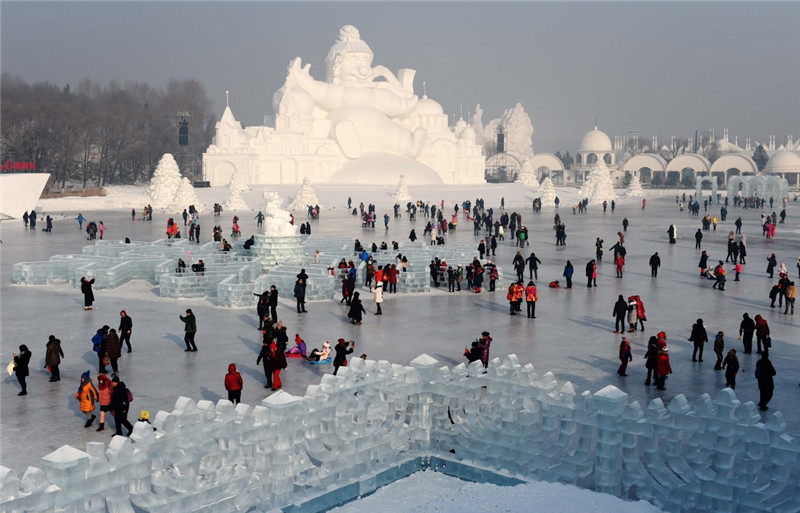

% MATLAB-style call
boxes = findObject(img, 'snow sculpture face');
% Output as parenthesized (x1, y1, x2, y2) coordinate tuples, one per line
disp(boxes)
(336, 51, 374, 84)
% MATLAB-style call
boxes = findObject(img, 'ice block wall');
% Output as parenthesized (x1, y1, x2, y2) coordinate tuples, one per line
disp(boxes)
(1, 355, 798, 513)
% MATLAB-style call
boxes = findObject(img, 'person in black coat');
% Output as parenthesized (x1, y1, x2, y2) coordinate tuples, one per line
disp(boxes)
(294, 277, 307, 313)
(643, 336, 659, 386)
(695, 229, 703, 249)
(118, 310, 133, 353)
(525, 252, 541, 280)
(698, 251, 709, 276)
(332, 338, 355, 376)
(13, 345, 31, 395)
(755, 351, 777, 410)
(268, 285, 279, 322)
(110, 377, 133, 436)
(612, 295, 628, 333)
(649, 252, 661, 277)
(689, 318, 708, 362)
(739, 313, 756, 353)
(255, 291, 268, 329)
(256, 336, 273, 389)
(348, 292, 366, 325)
(81, 277, 96, 310)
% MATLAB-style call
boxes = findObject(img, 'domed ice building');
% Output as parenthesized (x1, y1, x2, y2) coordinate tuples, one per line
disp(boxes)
(570, 125, 620, 185)
(764, 150, 800, 187)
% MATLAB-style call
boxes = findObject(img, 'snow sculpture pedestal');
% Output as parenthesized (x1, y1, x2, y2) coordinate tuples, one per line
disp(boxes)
(250, 235, 304, 270)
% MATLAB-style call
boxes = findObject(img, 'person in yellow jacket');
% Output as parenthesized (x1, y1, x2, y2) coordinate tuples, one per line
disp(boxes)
(525, 281, 538, 319)
(75, 370, 98, 428)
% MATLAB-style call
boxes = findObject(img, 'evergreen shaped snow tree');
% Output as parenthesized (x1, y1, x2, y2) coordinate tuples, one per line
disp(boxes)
(146, 153, 183, 209)
(516, 162, 540, 192)
(169, 177, 202, 213)
(287, 177, 321, 211)
(393, 175, 412, 202)
(539, 176, 556, 207)
(625, 172, 645, 198)
(224, 184, 249, 211)
(583, 162, 617, 205)
(228, 168, 250, 193)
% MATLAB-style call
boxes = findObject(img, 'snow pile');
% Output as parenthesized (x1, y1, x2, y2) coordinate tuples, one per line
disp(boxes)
(538, 176, 556, 207)
(146, 153, 183, 209)
(168, 177, 202, 213)
(626, 173, 645, 198)
(224, 185, 249, 211)
(228, 168, 250, 194)
(581, 162, 617, 205)
(393, 175, 412, 202)
(333, 471, 662, 513)
(516, 161, 540, 191)
(287, 177, 321, 212)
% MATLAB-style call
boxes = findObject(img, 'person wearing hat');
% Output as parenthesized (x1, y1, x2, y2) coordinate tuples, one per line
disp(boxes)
(110, 376, 133, 436)
(617, 337, 632, 376)
(75, 370, 98, 427)
(333, 338, 355, 376)
(655, 340, 672, 390)
(479, 331, 492, 369)
(180, 309, 198, 351)
(224, 363, 243, 404)
(307, 341, 331, 362)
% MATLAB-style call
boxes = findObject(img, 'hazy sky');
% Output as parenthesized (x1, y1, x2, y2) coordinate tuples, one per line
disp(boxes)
(2, 1, 799, 152)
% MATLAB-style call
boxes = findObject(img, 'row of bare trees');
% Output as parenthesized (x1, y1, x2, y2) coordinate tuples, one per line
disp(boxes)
(1, 73, 216, 190)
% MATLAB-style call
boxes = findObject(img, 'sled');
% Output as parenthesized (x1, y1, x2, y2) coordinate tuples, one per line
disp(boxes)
(308, 357, 332, 365)
(286, 352, 306, 358)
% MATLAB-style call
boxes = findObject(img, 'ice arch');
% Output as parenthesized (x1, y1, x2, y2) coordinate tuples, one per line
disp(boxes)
(695, 175, 719, 199)
(623, 154, 667, 184)
(526, 153, 564, 178)
(710, 154, 758, 186)
(666, 154, 711, 177)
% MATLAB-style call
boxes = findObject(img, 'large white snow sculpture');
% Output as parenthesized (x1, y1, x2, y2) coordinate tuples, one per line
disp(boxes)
(168, 177, 202, 213)
(287, 177, 321, 211)
(146, 154, 183, 209)
(581, 162, 616, 205)
(539, 176, 556, 207)
(203, 25, 485, 186)
(262, 192, 297, 236)
(393, 175, 412, 202)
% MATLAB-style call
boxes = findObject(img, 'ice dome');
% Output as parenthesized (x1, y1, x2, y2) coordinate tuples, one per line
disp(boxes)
(579, 126, 613, 152)
(415, 95, 444, 116)
(332, 152, 444, 185)
(765, 150, 800, 174)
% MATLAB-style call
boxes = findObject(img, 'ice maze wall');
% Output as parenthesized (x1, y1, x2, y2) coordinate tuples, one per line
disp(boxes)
(2, 354, 798, 513)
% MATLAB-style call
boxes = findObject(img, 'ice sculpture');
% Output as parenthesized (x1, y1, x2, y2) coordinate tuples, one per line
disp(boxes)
(223, 183, 249, 211)
(625, 173, 645, 198)
(516, 160, 540, 191)
(168, 177, 202, 213)
(287, 177, 321, 212)
(146, 154, 183, 209)
(228, 168, 250, 193)
(581, 162, 616, 205)
(393, 175, 412, 201)
(538, 176, 556, 207)
(262, 192, 297, 236)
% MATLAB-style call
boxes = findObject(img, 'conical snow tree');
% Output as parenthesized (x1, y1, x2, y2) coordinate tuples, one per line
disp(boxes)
(539, 176, 556, 207)
(625, 172, 645, 198)
(287, 177, 321, 211)
(169, 177, 202, 213)
(228, 168, 250, 193)
(393, 175, 412, 202)
(516, 162, 540, 192)
(583, 162, 617, 205)
(224, 185, 249, 211)
(146, 153, 183, 208)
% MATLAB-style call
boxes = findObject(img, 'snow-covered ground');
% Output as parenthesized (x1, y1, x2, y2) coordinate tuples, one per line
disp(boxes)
(3, 182, 798, 512)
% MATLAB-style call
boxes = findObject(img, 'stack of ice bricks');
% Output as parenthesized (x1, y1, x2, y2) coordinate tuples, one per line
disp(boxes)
(263, 260, 335, 302)
(250, 234, 305, 270)
(2, 354, 799, 513)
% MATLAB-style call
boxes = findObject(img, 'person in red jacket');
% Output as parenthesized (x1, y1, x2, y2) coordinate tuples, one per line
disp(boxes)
(224, 363, 243, 404)
(754, 315, 770, 353)
(525, 281, 538, 319)
(655, 341, 673, 390)
(617, 337, 632, 376)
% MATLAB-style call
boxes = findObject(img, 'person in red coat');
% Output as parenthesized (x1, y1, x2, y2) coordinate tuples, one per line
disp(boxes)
(617, 337, 632, 376)
(388, 264, 399, 293)
(655, 341, 673, 390)
(224, 363, 243, 404)
(270, 342, 287, 390)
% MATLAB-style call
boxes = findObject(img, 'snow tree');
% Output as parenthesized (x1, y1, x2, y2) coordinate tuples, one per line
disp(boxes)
(146, 153, 183, 208)
(393, 175, 412, 202)
(539, 176, 556, 207)
(582, 162, 617, 205)
(224, 185, 249, 211)
(516, 161, 540, 192)
(168, 177, 202, 213)
(287, 177, 321, 211)
(626, 172, 645, 198)
(228, 168, 250, 193)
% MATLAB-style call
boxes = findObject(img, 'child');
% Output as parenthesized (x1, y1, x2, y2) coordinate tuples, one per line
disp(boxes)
(734, 262, 742, 281)
(548, 280, 560, 288)
(286, 334, 307, 357)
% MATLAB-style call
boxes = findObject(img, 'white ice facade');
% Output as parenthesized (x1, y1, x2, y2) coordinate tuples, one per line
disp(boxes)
(2, 355, 798, 513)
(203, 26, 485, 187)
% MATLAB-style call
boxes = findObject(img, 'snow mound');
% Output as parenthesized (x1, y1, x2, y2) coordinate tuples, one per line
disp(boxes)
(287, 177, 321, 211)
(146, 154, 183, 209)
(168, 177, 202, 213)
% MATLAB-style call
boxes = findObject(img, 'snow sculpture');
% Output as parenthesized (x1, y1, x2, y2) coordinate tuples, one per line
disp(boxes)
(516, 161, 540, 191)
(538, 176, 556, 207)
(727, 175, 788, 202)
(581, 162, 616, 205)
(625, 172, 645, 198)
(146, 154, 182, 209)
(284, 25, 426, 160)
(483, 103, 534, 159)
(223, 184, 249, 211)
(287, 177, 321, 211)
(393, 175, 412, 202)
(203, 26, 485, 185)
(262, 192, 297, 236)
(168, 177, 202, 213)
(228, 168, 250, 193)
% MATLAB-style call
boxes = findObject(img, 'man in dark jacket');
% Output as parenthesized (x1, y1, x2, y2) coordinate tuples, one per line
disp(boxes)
(689, 318, 708, 361)
(110, 377, 133, 436)
(755, 351, 777, 410)
(118, 310, 133, 353)
(268, 285, 279, 321)
(739, 313, 756, 353)
(695, 229, 703, 249)
(649, 252, 661, 277)
(526, 252, 541, 280)
(180, 309, 197, 351)
(294, 278, 307, 313)
(612, 295, 627, 333)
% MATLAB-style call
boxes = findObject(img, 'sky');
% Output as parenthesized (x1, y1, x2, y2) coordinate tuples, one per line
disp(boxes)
(2, 1, 799, 153)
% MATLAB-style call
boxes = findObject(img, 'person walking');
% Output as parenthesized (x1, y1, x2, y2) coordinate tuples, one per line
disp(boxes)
(81, 277, 96, 311)
(105, 328, 122, 375)
(269, 339, 287, 390)
(713, 331, 725, 370)
(525, 281, 538, 319)
(695, 229, 703, 249)
(333, 338, 354, 376)
(626, 297, 638, 333)
(784, 281, 796, 314)
(655, 340, 672, 390)
(526, 252, 541, 280)
(224, 363, 243, 404)
(612, 295, 627, 333)
(95, 374, 112, 431)
(370, 281, 384, 315)
(45, 335, 64, 382)
(563, 260, 574, 289)
(723, 349, 739, 389)
(643, 336, 659, 386)
(689, 319, 708, 362)
(754, 315, 770, 353)
(118, 310, 133, 353)
(585, 260, 596, 287)
(180, 309, 198, 351)
(348, 291, 366, 325)
(766, 254, 777, 278)
(755, 351, 776, 411)
(294, 277, 307, 313)
(268, 285, 279, 322)
(110, 377, 133, 436)
(75, 370, 97, 427)
(617, 337, 632, 376)
(256, 334, 274, 389)
(92, 326, 109, 374)
(12, 345, 31, 396)
(739, 313, 756, 353)
(649, 252, 661, 277)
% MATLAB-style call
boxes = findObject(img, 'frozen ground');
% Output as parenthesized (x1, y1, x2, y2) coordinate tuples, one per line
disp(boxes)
(1, 183, 799, 509)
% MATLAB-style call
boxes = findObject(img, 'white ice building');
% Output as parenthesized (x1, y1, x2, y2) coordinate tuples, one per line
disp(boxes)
(573, 126, 619, 185)
(203, 25, 485, 186)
